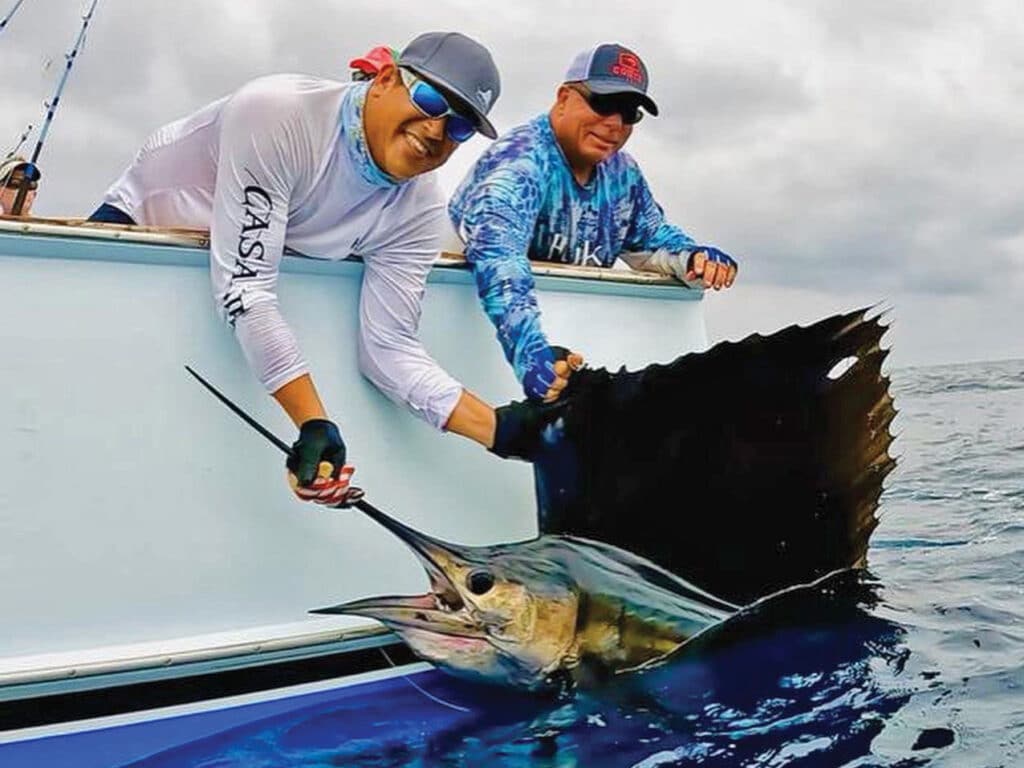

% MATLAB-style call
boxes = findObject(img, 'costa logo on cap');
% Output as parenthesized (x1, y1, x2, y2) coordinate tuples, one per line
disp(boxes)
(609, 51, 643, 83)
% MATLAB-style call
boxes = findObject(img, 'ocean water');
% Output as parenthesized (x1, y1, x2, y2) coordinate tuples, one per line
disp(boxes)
(5, 358, 1023, 767)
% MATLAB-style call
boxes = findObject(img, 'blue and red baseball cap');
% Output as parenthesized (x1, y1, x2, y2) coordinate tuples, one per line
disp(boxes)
(563, 43, 659, 116)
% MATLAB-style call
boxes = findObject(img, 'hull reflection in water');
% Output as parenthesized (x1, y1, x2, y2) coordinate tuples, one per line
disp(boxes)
(112, 571, 908, 768)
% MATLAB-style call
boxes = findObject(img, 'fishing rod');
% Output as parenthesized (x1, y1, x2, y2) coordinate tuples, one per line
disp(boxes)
(10, 0, 100, 215)
(1, 124, 34, 188)
(5, 124, 33, 160)
(184, 365, 373, 513)
(0, 0, 28, 36)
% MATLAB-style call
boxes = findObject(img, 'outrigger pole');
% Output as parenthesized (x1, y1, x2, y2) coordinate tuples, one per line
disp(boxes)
(0, 0, 28, 36)
(11, 0, 100, 215)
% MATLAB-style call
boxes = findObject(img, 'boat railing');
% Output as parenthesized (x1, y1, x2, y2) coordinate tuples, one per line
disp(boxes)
(0, 214, 692, 290)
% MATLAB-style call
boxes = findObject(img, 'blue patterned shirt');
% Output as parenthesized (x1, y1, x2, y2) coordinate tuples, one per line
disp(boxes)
(449, 114, 703, 399)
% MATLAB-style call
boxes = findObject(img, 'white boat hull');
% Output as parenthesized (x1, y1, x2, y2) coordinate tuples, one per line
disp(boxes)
(0, 219, 706, 705)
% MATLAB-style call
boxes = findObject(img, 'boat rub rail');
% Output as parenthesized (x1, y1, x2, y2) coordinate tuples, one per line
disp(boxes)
(0, 215, 689, 287)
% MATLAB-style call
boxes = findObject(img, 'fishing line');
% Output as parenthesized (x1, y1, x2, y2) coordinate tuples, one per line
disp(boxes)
(378, 646, 472, 713)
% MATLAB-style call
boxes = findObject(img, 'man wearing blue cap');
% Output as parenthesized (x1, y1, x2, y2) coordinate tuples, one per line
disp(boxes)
(449, 43, 739, 406)
(89, 32, 505, 506)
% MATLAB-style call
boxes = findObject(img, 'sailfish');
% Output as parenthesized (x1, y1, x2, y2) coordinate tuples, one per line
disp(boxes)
(310, 306, 899, 691)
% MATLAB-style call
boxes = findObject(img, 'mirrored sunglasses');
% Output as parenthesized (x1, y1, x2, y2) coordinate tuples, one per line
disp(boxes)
(399, 68, 477, 143)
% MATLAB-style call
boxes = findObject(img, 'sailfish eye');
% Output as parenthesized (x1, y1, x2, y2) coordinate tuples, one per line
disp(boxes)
(466, 569, 495, 595)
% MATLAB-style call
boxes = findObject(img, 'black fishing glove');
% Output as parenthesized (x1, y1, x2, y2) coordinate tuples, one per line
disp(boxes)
(549, 345, 572, 364)
(522, 345, 584, 402)
(287, 418, 347, 487)
(491, 397, 576, 461)
(491, 401, 540, 460)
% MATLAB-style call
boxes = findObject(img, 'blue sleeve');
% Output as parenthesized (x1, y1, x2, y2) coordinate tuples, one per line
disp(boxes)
(624, 169, 698, 254)
(450, 158, 556, 400)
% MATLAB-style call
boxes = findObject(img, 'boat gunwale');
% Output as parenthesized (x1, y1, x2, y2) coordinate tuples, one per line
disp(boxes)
(0, 216, 704, 296)
(0, 622, 396, 701)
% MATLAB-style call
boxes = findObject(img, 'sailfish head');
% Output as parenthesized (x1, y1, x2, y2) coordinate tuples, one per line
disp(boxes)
(311, 503, 736, 693)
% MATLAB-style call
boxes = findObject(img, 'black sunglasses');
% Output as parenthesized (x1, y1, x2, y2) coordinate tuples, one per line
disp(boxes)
(568, 83, 645, 125)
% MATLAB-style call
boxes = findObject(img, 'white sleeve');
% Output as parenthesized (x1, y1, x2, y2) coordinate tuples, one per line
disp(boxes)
(357, 184, 464, 430)
(208, 82, 312, 393)
(618, 249, 704, 290)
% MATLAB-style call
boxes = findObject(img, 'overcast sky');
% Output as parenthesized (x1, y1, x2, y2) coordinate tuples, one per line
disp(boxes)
(3, 0, 1022, 368)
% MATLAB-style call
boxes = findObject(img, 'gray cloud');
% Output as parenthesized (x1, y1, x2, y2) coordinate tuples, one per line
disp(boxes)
(1, 0, 1020, 365)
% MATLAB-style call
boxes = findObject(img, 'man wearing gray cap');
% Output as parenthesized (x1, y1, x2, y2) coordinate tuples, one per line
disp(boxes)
(449, 43, 739, 409)
(88, 31, 503, 505)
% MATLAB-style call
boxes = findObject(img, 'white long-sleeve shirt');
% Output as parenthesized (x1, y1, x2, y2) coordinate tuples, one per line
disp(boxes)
(100, 74, 463, 429)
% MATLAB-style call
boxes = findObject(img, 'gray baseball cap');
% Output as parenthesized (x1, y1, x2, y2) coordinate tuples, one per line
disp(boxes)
(398, 31, 501, 139)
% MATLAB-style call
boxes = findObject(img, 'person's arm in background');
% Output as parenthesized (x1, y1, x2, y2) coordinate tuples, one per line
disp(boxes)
(620, 163, 739, 291)
(208, 81, 352, 506)
(450, 159, 581, 403)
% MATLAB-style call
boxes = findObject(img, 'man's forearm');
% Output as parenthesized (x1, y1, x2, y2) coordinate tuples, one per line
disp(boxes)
(619, 249, 706, 288)
(473, 262, 554, 395)
(273, 373, 328, 427)
(443, 389, 496, 448)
